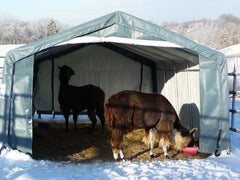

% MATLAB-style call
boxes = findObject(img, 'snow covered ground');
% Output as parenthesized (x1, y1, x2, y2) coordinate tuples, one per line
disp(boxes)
(0, 101, 240, 180)
(0, 131, 239, 180)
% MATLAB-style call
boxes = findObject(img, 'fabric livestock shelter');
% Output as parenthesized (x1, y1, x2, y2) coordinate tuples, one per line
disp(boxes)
(0, 11, 230, 155)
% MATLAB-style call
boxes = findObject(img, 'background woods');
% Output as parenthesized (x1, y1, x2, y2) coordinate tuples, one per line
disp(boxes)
(1, 14, 240, 50)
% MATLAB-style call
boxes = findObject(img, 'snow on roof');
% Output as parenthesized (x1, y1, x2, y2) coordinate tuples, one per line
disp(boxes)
(58, 36, 183, 48)
(0, 44, 24, 57)
(221, 44, 240, 57)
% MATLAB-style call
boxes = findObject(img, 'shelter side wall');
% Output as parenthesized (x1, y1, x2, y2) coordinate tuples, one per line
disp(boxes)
(0, 57, 8, 146)
(0, 95, 8, 146)
(199, 55, 230, 153)
(157, 61, 200, 135)
(8, 55, 33, 154)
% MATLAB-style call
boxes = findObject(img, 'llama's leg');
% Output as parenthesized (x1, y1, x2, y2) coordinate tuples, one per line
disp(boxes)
(96, 108, 105, 133)
(111, 128, 124, 161)
(155, 118, 173, 159)
(63, 109, 70, 131)
(64, 115, 69, 131)
(87, 109, 97, 131)
(73, 112, 78, 130)
(119, 145, 125, 161)
(142, 128, 155, 157)
(159, 133, 170, 159)
(142, 128, 149, 146)
(149, 128, 156, 158)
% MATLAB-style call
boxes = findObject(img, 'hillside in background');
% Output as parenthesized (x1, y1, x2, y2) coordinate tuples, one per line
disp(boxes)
(163, 14, 240, 49)
(0, 14, 240, 49)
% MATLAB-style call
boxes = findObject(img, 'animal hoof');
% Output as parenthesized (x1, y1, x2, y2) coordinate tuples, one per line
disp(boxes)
(150, 155, 155, 158)
(165, 155, 170, 159)
(115, 157, 125, 162)
(121, 158, 126, 162)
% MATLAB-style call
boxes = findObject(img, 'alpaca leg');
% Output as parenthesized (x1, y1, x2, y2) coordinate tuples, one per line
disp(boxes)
(142, 128, 155, 157)
(149, 128, 156, 158)
(111, 128, 124, 161)
(63, 109, 70, 131)
(113, 146, 124, 161)
(159, 136, 170, 159)
(64, 116, 69, 131)
(142, 128, 149, 146)
(73, 112, 78, 130)
(96, 108, 105, 133)
(87, 109, 97, 131)
(119, 145, 125, 161)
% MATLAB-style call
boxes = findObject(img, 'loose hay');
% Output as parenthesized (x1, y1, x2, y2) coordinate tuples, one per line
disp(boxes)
(33, 121, 210, 163)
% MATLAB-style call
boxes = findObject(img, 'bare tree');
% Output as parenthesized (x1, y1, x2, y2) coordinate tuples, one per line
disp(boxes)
(46, 19, 57, 37)
(0, 14, 239, 49)
(0, 16, 67, 44)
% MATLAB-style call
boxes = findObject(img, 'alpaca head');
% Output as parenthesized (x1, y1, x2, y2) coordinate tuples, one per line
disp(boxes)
(58, 65, 75, 84)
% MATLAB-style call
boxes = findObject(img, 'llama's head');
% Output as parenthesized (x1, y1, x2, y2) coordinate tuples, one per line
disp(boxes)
(58, 65, 75, 83)
(172, 128, 197, 151)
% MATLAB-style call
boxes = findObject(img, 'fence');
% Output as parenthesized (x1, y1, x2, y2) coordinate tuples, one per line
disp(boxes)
(229, 64, 240, 133)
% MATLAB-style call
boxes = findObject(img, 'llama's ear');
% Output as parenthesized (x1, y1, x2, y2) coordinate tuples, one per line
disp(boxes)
(190, 128, 197, 135)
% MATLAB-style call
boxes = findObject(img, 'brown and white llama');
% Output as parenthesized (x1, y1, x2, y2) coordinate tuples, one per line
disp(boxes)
(58, 65, 105, 132)
(104, 90, 197, 160)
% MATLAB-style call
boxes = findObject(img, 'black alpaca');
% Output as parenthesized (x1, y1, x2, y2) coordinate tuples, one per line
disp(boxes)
(58, 65, 105, 132)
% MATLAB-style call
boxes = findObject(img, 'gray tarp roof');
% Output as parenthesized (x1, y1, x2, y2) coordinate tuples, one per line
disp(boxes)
(4, 11, 226, 69)
(1, 11, 230, 155)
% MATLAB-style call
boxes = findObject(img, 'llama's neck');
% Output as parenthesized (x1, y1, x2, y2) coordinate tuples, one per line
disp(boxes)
(60, 84, 70, 91)
(60, 83, 69, 88)
(59, 78, 70, 87)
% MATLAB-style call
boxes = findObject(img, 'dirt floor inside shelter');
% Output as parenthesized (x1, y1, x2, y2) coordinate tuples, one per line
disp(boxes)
(33, 121, 211, 163)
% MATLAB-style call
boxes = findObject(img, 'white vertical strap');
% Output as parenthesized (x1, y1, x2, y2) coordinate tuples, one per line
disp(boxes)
(187, 63, 193, 129)
(174, 63, 179, 113)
